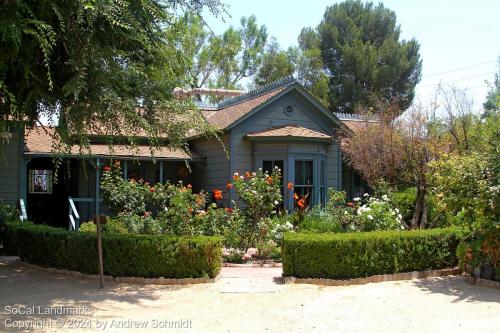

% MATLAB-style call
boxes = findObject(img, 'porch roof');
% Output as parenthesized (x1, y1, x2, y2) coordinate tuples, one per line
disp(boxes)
(24, 126, 199, 160)
(245, 124, 332, 141)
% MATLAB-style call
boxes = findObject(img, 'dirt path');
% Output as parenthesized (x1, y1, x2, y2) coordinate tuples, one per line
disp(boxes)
(0, 258, 499, 333)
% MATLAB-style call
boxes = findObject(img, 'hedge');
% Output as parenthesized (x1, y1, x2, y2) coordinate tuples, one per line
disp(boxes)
(4, 222, 222, 278)
(282, 228, 465, 279)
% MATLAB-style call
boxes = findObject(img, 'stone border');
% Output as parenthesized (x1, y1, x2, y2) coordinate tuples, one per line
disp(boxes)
(283, 267, 461, 286)
(465, 275, 500, 290)
(223, 262, 282, 268)
(17, 261, 220, 285)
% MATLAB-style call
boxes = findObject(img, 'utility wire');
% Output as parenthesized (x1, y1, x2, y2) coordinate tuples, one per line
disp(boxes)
(423, 60, 497, 78)
(419, 72, 495, 88)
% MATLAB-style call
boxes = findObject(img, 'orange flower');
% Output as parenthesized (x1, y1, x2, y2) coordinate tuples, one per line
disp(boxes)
(266, 176, 273, 185)
(149, 187, 155, 193)
(226, 182, 233, 190)
(347, 202, 354, 207)
(293, 193, 299, 200)
(213, 189, 223, 201)
(115, 160, 120, 166)
(188, 208, 193, 213)
(245, 171, 252, 179)
(287, 182, 294, 190)
(187, 184, 192, 189)
(233, 173, 239, 181)
(225, 207, 233, 213)
(297, 198, 306, 209)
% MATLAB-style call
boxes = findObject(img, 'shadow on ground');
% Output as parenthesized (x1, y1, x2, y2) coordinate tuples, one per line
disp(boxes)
(412, 276, 500, 303)
(0, 258, 193, 332)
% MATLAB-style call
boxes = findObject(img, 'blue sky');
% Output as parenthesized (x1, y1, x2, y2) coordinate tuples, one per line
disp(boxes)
(204, 0, 500, 110)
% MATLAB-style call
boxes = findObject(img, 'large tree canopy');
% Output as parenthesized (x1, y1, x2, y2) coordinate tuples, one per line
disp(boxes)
(0, 0, 224, 152)
(172, 13, 268, 95)
(316, 0, 422, 113)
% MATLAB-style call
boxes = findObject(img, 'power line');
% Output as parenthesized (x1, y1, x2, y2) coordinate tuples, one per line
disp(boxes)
(423, 60, 497, 78)
(419, 72, 495, 88)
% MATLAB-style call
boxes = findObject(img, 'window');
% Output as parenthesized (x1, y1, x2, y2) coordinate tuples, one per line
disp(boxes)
(294, 160, 314, 207)
(29, 170, 53, 194)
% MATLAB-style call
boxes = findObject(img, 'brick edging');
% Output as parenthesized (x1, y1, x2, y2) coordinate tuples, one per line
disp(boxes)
(283, 267, 461, 286)
(17, 261, 220, 285)
(465, 275, 500, 290)
(223, 262, 282, 268)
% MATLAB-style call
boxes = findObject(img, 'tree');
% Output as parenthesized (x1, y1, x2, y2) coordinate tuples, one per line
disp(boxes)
(0, 0, 224, 152)
(315, 0, 422, 113)
(341, 102, 446, 229)
(483, 57, 500, 116)
(254, 39, 295, 87)
(217, 15, 268, 88)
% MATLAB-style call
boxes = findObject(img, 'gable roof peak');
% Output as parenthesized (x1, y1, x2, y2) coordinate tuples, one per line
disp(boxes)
(217, 76, 297, 109)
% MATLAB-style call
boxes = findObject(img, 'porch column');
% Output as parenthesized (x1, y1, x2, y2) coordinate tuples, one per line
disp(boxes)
(159, 161, 164, 183)
(123, 160, 128, 180)
(95, 157, 100, 217)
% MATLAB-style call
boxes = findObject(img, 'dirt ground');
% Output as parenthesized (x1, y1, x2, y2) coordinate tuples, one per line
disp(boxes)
(0, 257, 499, 333)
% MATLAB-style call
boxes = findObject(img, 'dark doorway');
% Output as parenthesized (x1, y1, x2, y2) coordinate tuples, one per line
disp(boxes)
(26, 158, 77, 228)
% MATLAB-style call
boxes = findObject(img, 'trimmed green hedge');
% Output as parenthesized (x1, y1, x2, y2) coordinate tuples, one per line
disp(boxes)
(282, 228, 465, 279)
(4, 223, 222, 278)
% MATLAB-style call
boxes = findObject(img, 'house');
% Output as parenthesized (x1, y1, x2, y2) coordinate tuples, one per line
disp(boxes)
(0, 77, 367, 227)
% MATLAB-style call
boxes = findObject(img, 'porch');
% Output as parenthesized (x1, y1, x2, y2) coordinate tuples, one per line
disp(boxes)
(21, 127, 203, 228)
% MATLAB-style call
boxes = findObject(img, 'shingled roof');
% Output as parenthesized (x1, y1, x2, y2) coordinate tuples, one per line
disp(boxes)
(246, 125, 332, 141)
(25, 126, 197, 160)
(201, 77, 295, 129)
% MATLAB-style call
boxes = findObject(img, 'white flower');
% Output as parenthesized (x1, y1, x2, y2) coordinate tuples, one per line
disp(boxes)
(258, 168, 262, 171)
(395, 208, 400, 213)
(274, 200, 279, 205)
(252, 172, 256, 177)
(240, 176, 244, 180)
(363, 193, 369, 197)
(382, 194, 389, 201)
(251, 190, 257, 194)
(344, 211, 348, 215)
(400, 225, 405, 229)
(397, 214, 403, 220)
(353, 197, 361, 202)
(234, 172, 239, 177)
(368, 215, 373, 220)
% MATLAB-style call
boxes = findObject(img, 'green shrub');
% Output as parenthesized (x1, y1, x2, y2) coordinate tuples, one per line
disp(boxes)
(282, 228, 465, 279)
(300, 213, 342, 233)
(0, 202, 18, 223)
(4, 222, 222, 278)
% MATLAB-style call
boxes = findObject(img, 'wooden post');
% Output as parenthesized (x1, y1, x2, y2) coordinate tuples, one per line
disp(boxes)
(95, 158, 104, 288)
(159, 161, 164, 183)
(96, 215, 104, 289)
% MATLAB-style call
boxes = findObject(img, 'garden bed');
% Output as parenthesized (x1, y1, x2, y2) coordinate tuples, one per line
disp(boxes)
(4, 222, 222, 279)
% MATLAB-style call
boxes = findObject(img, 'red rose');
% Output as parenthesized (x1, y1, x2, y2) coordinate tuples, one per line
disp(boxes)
(103, 166, 111, 172)
(213, 189, 223, 201)
(225, 207, 233, 213)
(226, 182, 233, 190)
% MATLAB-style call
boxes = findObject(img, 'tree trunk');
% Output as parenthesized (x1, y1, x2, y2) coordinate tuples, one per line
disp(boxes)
(411, 185, 427, 229)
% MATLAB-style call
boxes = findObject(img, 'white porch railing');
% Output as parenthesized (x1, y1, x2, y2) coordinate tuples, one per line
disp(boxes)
(68, 197, 103, 231)
(19, 198, 27, 221)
